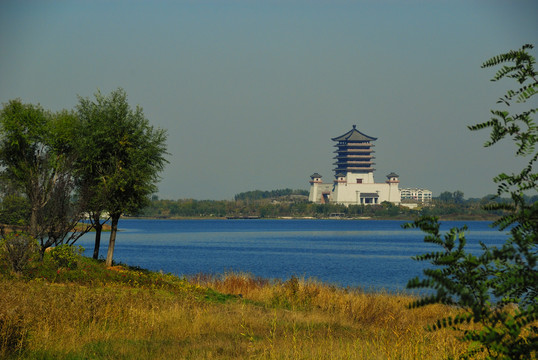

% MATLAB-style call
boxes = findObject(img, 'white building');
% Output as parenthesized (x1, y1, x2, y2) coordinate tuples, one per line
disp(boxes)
(400, 188, 432, 202)
(309, 125, 401, 206)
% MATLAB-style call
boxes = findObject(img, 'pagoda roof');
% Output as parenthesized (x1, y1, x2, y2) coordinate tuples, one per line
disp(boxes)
(332, 125, 377, 142)
(310, 173, 322, 178)
(386, 172, 399, 178)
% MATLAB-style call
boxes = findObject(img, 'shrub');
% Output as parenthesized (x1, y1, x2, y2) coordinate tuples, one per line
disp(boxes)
(49, 244, 84, 269)
(0, 232, 38, 274)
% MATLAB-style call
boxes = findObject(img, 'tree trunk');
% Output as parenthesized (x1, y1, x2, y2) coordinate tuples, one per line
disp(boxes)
(93, 213, 103, 260)
(105, 214, 120, 267)
(39, 243, 46, 261)
(93, 223, 103, 260)
(30, 207, 39, 238)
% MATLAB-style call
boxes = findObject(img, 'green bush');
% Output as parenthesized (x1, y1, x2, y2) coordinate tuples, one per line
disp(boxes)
(49, 244, 84, 270)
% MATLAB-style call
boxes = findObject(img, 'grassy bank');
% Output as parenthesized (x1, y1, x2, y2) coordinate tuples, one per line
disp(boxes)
(1, 255, 468, 359)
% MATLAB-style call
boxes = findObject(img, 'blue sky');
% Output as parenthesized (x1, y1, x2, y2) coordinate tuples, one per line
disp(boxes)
(1, 0, 537, 200)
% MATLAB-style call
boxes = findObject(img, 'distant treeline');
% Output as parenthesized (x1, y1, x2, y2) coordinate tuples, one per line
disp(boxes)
(136, 198, 408, 218)
(234, 189, 309, 201)
(2, 188, 531, 223)
(130, 190, 536, 219)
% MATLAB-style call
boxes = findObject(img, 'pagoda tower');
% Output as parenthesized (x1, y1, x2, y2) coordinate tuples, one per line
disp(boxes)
(332, 125, 376, 184)
(308, 125, 401, 205)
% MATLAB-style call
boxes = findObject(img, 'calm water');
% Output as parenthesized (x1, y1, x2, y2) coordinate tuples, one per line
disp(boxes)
(77, 219, 508, 292)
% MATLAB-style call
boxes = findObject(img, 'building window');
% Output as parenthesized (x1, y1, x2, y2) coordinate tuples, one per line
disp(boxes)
(357, 179, 362, 183)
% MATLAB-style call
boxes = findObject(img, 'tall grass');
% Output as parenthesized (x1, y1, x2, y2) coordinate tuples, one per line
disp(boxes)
(191, 273, 466, 359)
(0, 257, 469, 359)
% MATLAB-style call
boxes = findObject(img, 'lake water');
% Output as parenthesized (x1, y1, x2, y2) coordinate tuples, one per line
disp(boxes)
(77, 219, 508, 292)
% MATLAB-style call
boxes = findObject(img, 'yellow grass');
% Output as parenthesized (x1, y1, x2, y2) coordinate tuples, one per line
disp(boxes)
(0, 271, 469, 359)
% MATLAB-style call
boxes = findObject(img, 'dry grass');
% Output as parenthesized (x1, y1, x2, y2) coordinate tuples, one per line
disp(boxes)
(0, 270, 468, 359)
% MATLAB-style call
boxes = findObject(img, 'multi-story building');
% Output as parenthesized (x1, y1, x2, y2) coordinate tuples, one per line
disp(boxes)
(400, 188, 432, 202)
(308, 125, 401, 206)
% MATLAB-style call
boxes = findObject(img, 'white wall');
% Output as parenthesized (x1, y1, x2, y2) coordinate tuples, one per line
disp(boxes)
(308, 182, 332, 203)
(333, 182, 393, 205)
(309, 173, 401, 206)
(346, 172, 375, 184)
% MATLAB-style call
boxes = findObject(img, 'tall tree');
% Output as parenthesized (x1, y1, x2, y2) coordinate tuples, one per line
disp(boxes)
(405, 44, 537, 359)
(0, 100, 89, 255)
(76, 88, 168, 265)
(452, 190, 464, 204)
(438, 191, 453, 203)
(74, 95, 111, 259)
(0, 100, 50, 236)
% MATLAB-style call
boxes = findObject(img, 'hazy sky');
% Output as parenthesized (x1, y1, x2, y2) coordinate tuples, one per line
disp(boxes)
(1, 1, 537, 200)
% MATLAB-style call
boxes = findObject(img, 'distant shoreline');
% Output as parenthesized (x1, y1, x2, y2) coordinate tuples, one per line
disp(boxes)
(124, 214, 500, 222)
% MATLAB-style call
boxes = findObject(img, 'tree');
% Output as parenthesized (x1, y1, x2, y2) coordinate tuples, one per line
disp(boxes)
(0, 100, 89, 256)
(452, 190, 464, 204)
(76, 88, 168, 266)
(438, 191, 454, 203)
(404, 44, 537, 359)
(0, 194, 31, 227)
(0, 100, 50, 236)
(438, 190, 464, 204)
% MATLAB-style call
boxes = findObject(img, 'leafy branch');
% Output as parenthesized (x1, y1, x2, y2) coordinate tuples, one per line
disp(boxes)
(406, 45, 537, 359)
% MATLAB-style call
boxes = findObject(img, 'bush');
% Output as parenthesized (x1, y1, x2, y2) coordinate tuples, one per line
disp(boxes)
(49, 244, 84, 270)
(0, 232, 38, 274)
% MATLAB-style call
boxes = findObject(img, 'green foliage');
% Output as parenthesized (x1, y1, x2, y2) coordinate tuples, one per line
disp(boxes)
(470, 44, 537, 160)
(139, 191, 528, 220)
(438, 190, 465, 204)
(76, 88, 168, 217)
(203, 288, 239, 304)
(406, 44, 537, 359)
(76, 88, 168, 265)
(0, 194, 31, 226)
(0, 100, 50, 181)
(0, 90, 168, 264)
(0, 232, 38, 274)
(137, 197, 420, 219)
(234, 188, 309, 201)
(0, 100, 88, 253)
(22, 254, 204, 297)
(49, 245, 84, 270)
(0, 101, 54, 231)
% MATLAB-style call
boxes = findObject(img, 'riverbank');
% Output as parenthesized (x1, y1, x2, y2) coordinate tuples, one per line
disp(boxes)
(1, 222, 112, 233)
(127, 213, 500, 221)
(138, 196, 509, 221)
(0, 254, 467, 359)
